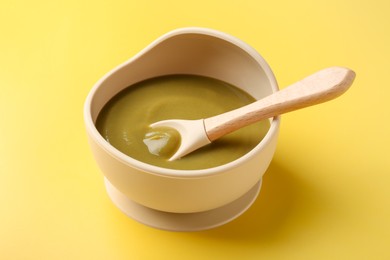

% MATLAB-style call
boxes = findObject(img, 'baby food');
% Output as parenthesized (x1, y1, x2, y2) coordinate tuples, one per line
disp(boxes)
(96, 75, 270, 170)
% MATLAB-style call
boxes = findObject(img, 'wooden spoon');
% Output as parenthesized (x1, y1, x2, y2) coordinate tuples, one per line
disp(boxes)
(151, 67, 356, 161)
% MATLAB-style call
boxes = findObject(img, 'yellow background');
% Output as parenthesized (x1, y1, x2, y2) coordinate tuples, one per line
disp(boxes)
(1, 0, 389, 259)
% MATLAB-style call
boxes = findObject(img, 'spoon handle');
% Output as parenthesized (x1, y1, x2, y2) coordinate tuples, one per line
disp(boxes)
(204, 67, 355, 141)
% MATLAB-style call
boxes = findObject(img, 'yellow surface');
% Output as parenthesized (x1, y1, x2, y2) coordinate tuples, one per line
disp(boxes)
(1, 0, 389, 259)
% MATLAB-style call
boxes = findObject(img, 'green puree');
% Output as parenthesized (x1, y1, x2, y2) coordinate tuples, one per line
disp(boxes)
(96, 75, 270, 170)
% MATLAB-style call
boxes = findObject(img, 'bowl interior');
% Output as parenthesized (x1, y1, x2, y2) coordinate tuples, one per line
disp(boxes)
(85, 28, 279, 176)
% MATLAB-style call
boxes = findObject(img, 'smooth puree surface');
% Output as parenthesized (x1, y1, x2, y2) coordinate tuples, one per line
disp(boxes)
(96, 75, 270, 170)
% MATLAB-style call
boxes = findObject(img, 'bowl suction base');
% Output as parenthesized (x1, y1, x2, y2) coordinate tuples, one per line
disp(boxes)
(104, 177, 262, 232)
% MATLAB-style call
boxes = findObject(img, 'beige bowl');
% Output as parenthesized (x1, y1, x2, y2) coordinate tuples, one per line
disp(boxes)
(84, 27, 280, 214)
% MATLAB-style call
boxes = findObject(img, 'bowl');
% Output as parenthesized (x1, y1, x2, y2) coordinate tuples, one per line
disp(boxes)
(84, 27, 280, 218)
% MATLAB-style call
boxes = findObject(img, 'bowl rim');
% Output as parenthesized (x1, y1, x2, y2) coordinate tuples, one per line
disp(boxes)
(84, 27, 280, 178)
